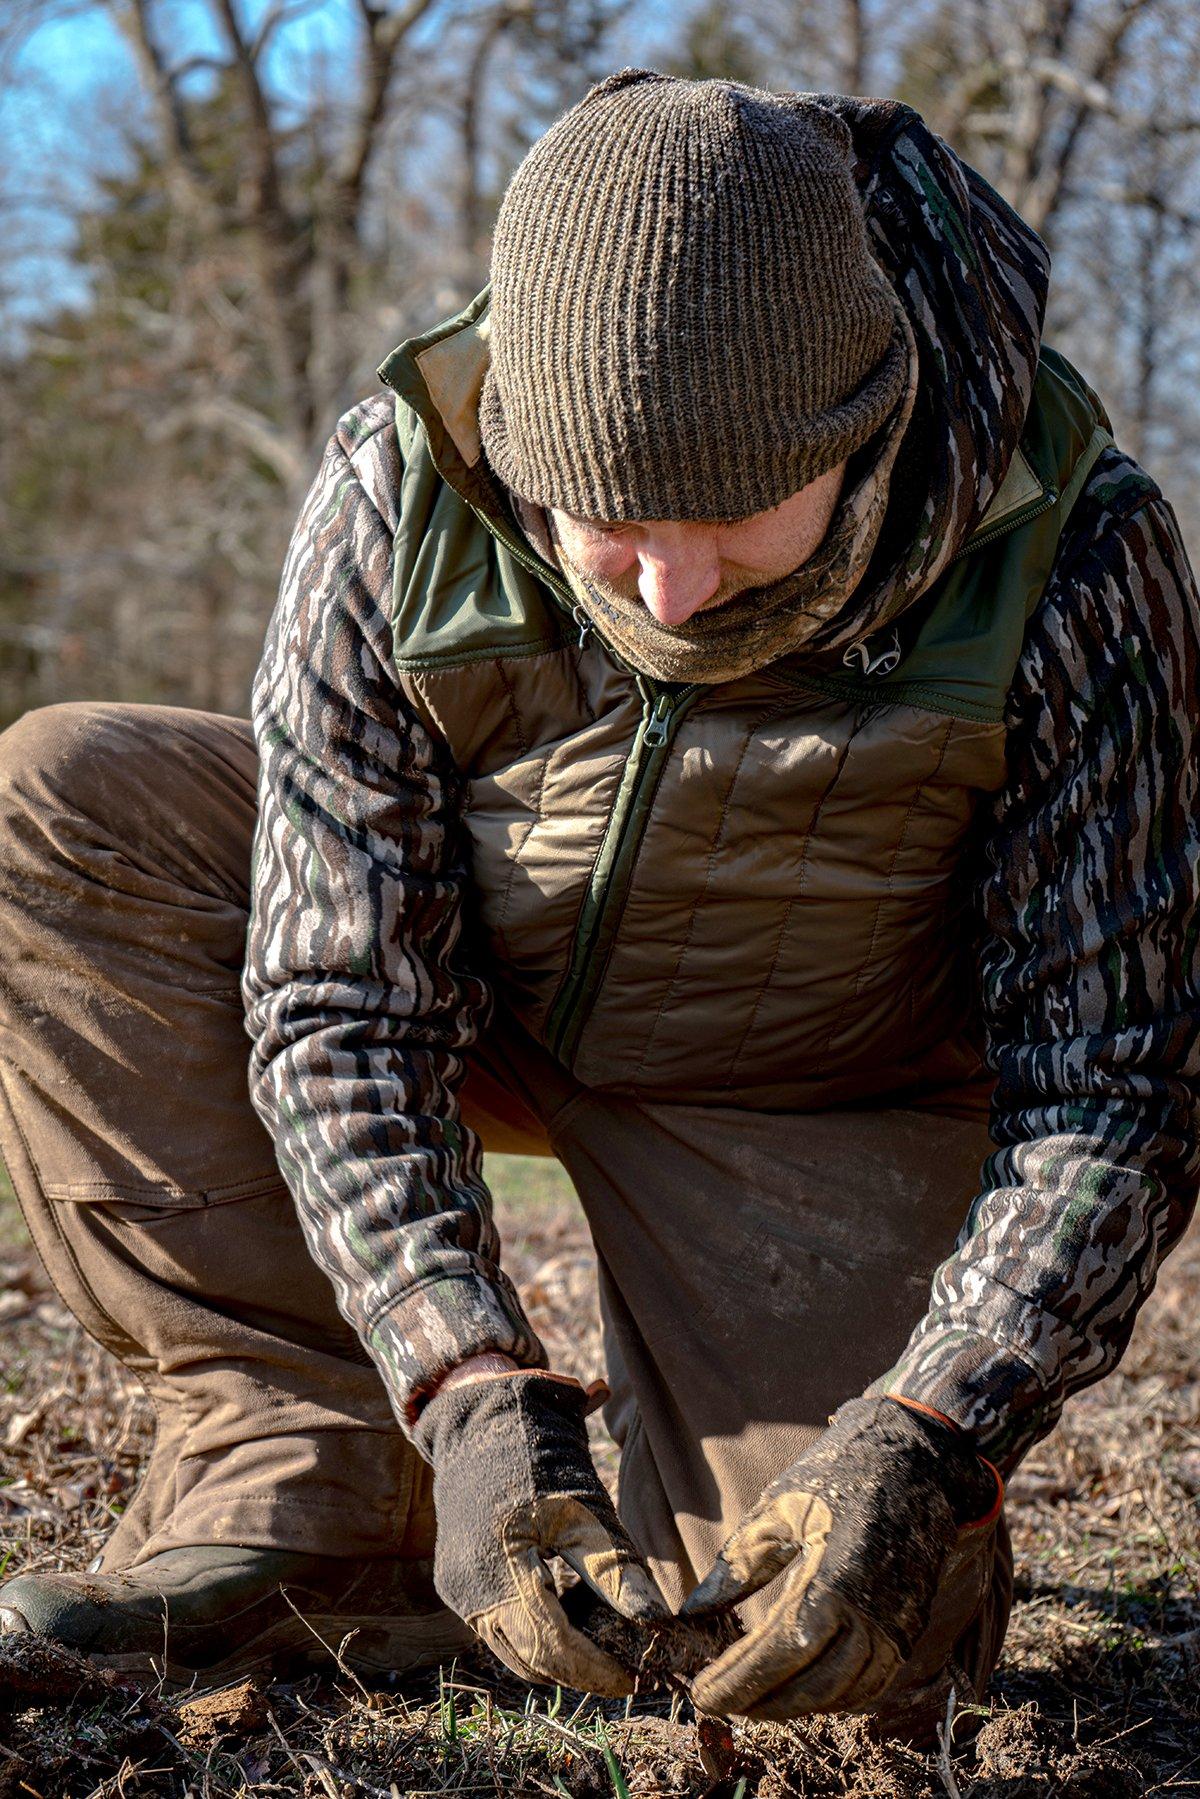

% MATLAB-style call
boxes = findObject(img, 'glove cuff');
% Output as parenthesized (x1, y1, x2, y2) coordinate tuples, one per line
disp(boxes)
(885, 1392, 969, 1438)
(881, 1396, 1007, 1525)
(819, 1394, 1000, 1530)
(413, 1367, 589, 1465)
(877, 1393, 1004, 1528)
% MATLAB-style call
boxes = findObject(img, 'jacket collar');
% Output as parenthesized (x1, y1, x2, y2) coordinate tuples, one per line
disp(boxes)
(378, 285, 503, 518)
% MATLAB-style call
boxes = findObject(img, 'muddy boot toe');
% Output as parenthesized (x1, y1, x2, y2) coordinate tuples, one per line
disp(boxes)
(0, 1545, 471, 1684)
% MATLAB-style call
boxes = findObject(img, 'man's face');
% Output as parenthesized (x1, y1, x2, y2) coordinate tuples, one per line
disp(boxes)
(548, 458, 848, 628)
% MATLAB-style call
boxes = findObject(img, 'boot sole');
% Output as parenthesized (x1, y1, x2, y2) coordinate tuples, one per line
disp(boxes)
(85, 1608, 475, 1687)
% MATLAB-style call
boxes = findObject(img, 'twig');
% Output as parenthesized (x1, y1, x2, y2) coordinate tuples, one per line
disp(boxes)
(277, 1584, 375, 1706)
(1091, 1716, 1154, 1751)
(307, 1757, 340, 1799)
(935, 1686, 965, 1799)
(1144, 1744, 1200, 1792)
(267, 1707, 308, 1779)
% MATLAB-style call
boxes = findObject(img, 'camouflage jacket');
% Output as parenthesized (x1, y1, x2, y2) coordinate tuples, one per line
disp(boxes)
(243, 99, 1200, 1470)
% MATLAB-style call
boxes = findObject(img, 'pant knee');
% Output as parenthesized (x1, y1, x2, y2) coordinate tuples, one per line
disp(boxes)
(0, 704, 254, 892)
(0, 702, 142, 826)
(0, 705, 236, 930)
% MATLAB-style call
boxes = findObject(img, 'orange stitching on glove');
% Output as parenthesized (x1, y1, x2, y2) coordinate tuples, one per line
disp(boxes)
(884, 1393, 1005, 1527)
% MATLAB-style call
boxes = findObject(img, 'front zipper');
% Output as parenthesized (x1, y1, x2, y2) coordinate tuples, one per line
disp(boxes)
(470, 478, 1057, 1067)
(475, 478, 1055, 1066)
(947, 485, 1057, 563)
(544, 680, 698, 1067)
(460, 496, 701, 1068)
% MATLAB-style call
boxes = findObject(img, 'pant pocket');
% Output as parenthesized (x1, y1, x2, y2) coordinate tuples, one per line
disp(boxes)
(39, 1169, 287, 1211)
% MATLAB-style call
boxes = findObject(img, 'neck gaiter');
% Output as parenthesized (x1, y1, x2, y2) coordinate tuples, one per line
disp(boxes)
(513, 303, 919, 687)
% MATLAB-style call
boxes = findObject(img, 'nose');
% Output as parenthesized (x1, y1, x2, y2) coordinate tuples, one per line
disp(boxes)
(636, 537, 721, 625)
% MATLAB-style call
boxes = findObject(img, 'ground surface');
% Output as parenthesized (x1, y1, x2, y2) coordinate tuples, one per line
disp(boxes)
(1, 1158, 1198, 1797)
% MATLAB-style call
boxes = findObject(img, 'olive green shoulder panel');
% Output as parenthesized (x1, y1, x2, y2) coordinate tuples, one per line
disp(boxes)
(378, 286, 572, 668)
(794, 351, 1122, 722)
(385, 395, 565, 668)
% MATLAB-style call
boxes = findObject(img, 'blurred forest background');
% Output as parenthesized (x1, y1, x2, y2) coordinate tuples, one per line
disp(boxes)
(1, 0, 1198, 728)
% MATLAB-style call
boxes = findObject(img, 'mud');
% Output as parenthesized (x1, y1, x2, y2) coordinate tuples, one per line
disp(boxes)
(0, 1632, 149, 1707)
(559, 1583, 742, 1689)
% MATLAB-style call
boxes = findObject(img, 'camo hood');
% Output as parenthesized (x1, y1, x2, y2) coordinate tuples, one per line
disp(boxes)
(771, 95, 1052, 661)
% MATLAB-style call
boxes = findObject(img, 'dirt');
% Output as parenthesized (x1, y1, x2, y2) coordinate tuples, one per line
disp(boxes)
(0, 1631, 152, 1708)
(701, 1714, 934, 1799)
(600, 1717, 703, 1792)
(0, 1638, 1165, 1798)
(0, 1750, 30, 1799)
(1, 1202, 1197, 1794)
(560, 1580, 743, 1688)
(668, 1709, 1144, 1798)
(970, 1709, 1142, 1797)
(174, 1675, 269, 1749)
(0, 1634, 168, 1794)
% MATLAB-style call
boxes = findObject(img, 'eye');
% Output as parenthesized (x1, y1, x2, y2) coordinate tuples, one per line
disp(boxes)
(582, 519, 629, 538)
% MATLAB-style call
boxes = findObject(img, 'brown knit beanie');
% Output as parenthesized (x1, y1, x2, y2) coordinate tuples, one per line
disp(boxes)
(479, 67, 907, 524)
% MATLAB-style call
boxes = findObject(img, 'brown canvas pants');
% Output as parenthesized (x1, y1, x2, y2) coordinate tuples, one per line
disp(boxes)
(0, 701, 1011, 1718)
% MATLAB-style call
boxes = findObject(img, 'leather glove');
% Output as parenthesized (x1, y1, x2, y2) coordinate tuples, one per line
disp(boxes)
(413, 1369, 668, 1695)
(682, 1395, 1002, 1721)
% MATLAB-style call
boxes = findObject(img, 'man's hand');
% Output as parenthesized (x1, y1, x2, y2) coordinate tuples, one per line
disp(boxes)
(682, 1396, 1002, 1720)
(413, 1368, 667, 1695)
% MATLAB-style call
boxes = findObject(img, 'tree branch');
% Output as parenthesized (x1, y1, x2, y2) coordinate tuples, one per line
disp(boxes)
(150, 396, 308, 488)
(842, 0, 866, 94)
(1026, 0, 1157, 232)
(211, 0, 289, 226)
(110, 0, 216, 211)
(338, 0, 440, 223)
(210, 0, 309, 440)
(250, 0, 329, 62)
(460, 3, 531, 266)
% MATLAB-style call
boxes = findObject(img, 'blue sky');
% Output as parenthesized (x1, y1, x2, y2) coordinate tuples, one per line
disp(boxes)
(0, 0, 679, 345)
(0, 6, 130, 331)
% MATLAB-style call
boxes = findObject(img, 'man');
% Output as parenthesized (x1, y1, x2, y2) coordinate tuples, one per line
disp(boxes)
(1, 70, 1197, 1734)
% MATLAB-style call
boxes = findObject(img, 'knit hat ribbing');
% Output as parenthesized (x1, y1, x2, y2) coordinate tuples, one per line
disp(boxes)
(479, 67, 907, 524)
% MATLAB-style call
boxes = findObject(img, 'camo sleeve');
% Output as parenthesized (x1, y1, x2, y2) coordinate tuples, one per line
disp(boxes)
(881, 456, 1200, 1471)
(243, 399, 547, 1430)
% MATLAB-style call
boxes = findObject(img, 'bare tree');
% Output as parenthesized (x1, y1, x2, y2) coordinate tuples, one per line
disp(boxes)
(0, 0, 635, 722)
(111, 0, 448, 482)
(901, 0, 1200, 241)
(3, 0, 1200, 724)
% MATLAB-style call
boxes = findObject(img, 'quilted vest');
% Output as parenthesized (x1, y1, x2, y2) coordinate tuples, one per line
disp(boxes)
(378, 292, 1112, 1110)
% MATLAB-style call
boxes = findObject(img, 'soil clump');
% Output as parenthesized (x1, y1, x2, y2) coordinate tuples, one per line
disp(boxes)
(971, 1708, 1142, 1797)
(560, 1582, 742, 1689)
(175, 1676, 269, 1750)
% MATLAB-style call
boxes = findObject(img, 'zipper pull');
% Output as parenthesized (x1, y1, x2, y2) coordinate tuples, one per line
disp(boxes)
(643, 691, 674, 748)
(843, 626, 902, 678)
(572, 604, 593, 649)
